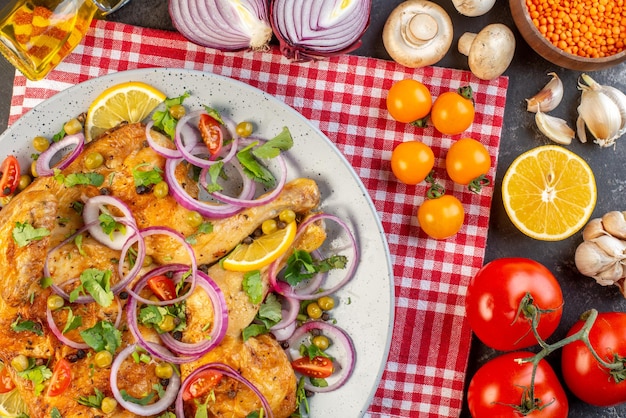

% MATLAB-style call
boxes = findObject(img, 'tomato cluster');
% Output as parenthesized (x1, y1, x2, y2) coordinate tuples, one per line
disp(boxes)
(465, 257, 626, 417)
(386, 79, 490, 240)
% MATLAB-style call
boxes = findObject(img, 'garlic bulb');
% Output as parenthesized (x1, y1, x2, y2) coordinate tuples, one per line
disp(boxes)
(577, 74, 626, 147)
(575, 211, 626, 296)
(526, 72, 564, 113)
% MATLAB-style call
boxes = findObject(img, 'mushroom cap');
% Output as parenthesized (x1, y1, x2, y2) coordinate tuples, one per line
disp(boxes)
(382, 0, 453, 68)
(451, 0, 496, 17)
(460, 23, 516, 80)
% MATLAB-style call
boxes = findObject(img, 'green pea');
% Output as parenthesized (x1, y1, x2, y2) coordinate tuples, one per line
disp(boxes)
(159, 315, 176, 332)
(236, 121, 254, 138)
(153, 181, 169, 199)
(168, 104, 186, 120)
(155, 362, 174, 379)
(261, 219, 278, 235)
(101, 397, 117, 414)
(306, 302, 323, 319)
(94, 350, 113, 368)
(279, 209, 296, 224)
(18, 174, 32, 191)
(84, 152, 104, 170)
(47, 294, 65, 311)
(11, 355, 29, 372)
(186, 211, 204, 228)
(64, 118, 83, 136)
(312, 335, 330, 350)
(32, 136, 50, 152)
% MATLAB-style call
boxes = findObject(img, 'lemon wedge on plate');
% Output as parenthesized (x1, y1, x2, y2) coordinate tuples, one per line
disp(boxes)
(85, 81, 166, 141)
(502, 145, 596, 241)
(222, 221, 297, 272)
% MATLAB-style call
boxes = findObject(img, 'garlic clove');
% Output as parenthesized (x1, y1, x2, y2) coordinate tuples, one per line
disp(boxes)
(593, 261, 624, 285)
(535, 110, 575, 145)
(526, 72, 564, 113)
(601, 85, 626, 137)
(576, 115, 588, 144)
(575, 240, 620, 277)
(601, 211, 626, 240)
(591, 234, 626, 258)
(582, 217, 606, 241)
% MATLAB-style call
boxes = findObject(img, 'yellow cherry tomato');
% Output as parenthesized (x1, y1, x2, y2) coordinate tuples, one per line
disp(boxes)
(390, 141, 434, 185)
(431, 87, 475, 136)
(417, 194, 465, 239)
(386, 79, 432, 124)
(445, 138, 491, 192)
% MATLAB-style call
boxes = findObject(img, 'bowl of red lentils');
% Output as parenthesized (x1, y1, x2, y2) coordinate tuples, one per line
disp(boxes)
(510, 0, 626, 71)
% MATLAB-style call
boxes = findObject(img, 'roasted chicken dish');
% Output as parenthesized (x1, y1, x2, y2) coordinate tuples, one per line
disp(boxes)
(0, 122, 331, 417)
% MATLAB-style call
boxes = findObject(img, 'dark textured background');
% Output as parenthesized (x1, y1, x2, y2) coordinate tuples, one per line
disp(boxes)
(1, 1, 626, 416)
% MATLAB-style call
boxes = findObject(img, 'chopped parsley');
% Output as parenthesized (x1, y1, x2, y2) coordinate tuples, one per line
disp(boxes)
(185, 221, 213, 245)
(237, 127, 293, 188)
(54, 169, 104, 187)
(17, 358, 52, 396)
(132, 163, 163, 189)
(11, 315, 43, 336)
(69, 268, 114, 307)
(12, 221, 50, 247)
(242, 293, 282, 341)
(79, 320, 121, 355)
(242, 270, 264, 304)
(283, 250, 348, 286)
(77, 388, 105, 408)
(152, 92, 190, 139)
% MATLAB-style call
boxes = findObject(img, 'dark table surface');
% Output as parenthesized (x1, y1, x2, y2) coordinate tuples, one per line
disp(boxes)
(1, 1, 626, 417)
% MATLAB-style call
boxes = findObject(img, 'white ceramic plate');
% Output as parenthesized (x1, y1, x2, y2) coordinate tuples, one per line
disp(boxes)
(0, 68, 394, 416)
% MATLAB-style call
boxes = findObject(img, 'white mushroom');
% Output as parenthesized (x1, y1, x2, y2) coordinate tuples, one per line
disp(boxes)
(451, 0, 497, 17)
(383, 0, 453, 68)
(457, 23, 515, 80)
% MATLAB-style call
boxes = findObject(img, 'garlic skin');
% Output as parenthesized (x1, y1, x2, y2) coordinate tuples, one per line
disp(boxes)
(577, 74, 626, 147)
(535, 110, 575, 145)
(526, 72, 564, 113)
(575, 211, 626, 297)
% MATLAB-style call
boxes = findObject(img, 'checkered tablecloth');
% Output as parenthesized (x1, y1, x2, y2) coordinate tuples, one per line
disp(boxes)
(7, 19, 508, 417)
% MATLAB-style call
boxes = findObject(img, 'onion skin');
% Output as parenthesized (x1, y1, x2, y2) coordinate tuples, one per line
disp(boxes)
(270, 0, 372, 61)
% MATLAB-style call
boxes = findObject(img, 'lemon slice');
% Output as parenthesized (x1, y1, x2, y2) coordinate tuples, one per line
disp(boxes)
(0, 389, 27, 417)
(222, 221, 297, 272)
(85, 81, 166, 141)
(502, 145, 597, 241)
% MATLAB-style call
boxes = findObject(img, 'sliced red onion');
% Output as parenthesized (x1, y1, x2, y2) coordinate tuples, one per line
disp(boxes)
(199, 159, 256, 205)
(145, 121, 182, 159)
(46, 304, 89, 350)
(270, 296, 300, 332)
(164, 157, 245, 219)
(270, 0, 371, 60)
(269, 213, 359, 300)
(83, 196, 138, 251)
(35, 132, 85, 176)
(175, 362, 275, 418)
(169, 0, 273, 51)
(110, 343, 181, 416)
(287, 321, 356, 393)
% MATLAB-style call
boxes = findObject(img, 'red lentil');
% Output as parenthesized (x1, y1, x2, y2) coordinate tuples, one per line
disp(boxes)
(526, 0, 626, 58)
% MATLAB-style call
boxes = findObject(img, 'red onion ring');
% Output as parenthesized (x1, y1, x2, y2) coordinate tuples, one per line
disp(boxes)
(125, 266, 228, 363)
(270, 0, 371, 60)
(287, 321, 356, 393)
(110, 343, 181, 416)
(35, 132, 85, 176)
(199, 159, 256, 205)
(145, 121, 182, 159)
(269, 213, 359, 300)
(175, 362, 275, 418)
(82, 195, 138, 251)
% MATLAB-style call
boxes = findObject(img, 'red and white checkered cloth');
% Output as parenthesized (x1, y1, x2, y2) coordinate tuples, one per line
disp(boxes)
(7, 20, 508, 417)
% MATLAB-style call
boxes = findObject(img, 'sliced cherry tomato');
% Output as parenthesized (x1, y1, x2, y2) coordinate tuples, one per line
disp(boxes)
(0, 363, 15, 394)
(445, 138, 491, 192)
(562, 312, 626, 406)
(47, 359, 72, 397)
(182, 369, 223, 401)
(465, 258, 563, 351)
(430, 87, 475, 135)
(0, 155, 21, 198)
(147, 275, 177, 301)
(390, 141, 434, 185)
(467, 351, 569, 417)
(198, 114, 223, 156)
(386, 79, 432, 124)
(291, 356, 334, 379)
(417, 194, 465, 239)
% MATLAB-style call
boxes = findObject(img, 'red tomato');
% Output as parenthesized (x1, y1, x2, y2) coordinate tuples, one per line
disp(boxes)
(47, 359, 72, 397)
(467, 351, 568, 418)
(198, 114, 223, 156)
(0, 364, 15, 394)
(0, 155, 20, 198)
(386, 79, 432, 124)
(430, 88, 475, 135)
(147, 275, 177, 301)
(417, 194, 465, 239)
(291, 356, 334, 378)
(445, 138, 491, 191)
(561, 312, 626, 406)
(465, 258, 563, 351)
(182, 369, 223, 401)
(390, 141, 434, 185)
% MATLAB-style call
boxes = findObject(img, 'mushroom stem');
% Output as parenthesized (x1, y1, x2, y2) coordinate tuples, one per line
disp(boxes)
(458, 32, 477, 56)
(405, 13, 438, 45)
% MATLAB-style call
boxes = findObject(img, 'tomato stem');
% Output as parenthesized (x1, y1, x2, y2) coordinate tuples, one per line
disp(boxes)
(425, 172, 445, 199)
(468, 175, 490, 194)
